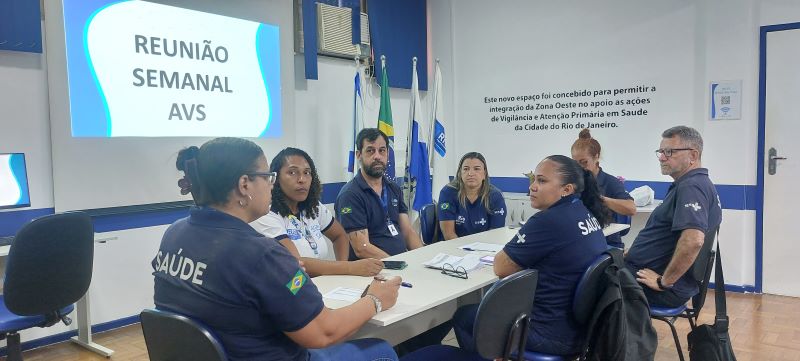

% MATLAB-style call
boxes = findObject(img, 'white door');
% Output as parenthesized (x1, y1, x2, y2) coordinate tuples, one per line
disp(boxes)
(763, 27, 800, 297)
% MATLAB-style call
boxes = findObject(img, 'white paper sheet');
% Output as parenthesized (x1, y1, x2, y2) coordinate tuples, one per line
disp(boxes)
(322, 286, 364, 302)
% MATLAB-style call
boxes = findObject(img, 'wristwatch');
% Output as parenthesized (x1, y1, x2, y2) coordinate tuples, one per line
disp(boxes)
(365, 294, 382, 314)
(656, 276, 673, 291)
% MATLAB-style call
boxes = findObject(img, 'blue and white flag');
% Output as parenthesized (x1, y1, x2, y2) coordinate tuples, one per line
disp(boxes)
(429, 62, 447, 201)
(407, 58, 432, 210)
(347, 62, 365, 179)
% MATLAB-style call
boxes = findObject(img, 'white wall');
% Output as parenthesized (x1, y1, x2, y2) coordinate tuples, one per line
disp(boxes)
(449, 0, 800, 289)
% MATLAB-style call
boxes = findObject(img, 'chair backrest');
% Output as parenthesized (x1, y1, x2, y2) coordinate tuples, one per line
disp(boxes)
(473, 269, 538, 360)
(689, 227, 719, 312)
(419, 203, 440, 244)
(3, 212, 94, 316)
(572, 253, 614, 325)
(690, 250, 716, 313)
(140, 309, 229, 361)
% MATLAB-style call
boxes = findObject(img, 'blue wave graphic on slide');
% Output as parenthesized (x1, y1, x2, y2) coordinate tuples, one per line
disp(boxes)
(256, 23, 282, 138)
(0, 154, 30, 207)
(64, 0, 127, 136)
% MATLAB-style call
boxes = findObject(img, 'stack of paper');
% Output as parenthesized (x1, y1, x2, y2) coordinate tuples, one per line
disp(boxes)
(479, 255, 495, 265)
(423, 253, 483, 272)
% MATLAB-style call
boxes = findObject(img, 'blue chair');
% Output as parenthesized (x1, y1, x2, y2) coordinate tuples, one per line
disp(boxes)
(614, 213, 632, 237)
(649, 227, 718, 361)
(419, 203, 442, 244)
(0, 212, 94, 361)
(140, 308, 228, 361)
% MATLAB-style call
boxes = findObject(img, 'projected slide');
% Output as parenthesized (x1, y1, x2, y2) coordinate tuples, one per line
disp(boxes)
(0, 153, 31, 209)
(63, 0, 281, 137)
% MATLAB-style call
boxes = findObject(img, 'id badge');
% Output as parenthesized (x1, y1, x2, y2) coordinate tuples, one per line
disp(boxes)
(387, 223, 399, 236)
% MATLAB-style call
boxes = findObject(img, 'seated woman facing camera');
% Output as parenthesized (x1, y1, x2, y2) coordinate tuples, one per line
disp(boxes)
(251, 147, 383, 277)
(152, 138, 399, 361)
(451, 155, 610, 356)
(438, 152, 507, 240)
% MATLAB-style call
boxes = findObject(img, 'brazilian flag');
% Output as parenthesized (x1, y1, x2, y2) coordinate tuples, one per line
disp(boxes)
(377, 60, 395, 180)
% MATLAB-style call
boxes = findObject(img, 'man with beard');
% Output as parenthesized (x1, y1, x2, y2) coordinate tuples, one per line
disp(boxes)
(335, 128, 424, 260)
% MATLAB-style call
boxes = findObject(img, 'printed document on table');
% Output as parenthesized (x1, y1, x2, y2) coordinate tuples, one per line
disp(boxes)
(322, 287, 363, 302)
(423, 253, 483, 272)
(458, 242, 503, 253)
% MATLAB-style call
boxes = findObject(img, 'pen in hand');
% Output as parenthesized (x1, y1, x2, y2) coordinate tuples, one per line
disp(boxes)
(360, 277, 413, 298)
(374, 276, 413, 288)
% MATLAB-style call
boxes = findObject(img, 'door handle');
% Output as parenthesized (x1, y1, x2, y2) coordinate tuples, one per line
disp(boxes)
(768, 147, 787, 175)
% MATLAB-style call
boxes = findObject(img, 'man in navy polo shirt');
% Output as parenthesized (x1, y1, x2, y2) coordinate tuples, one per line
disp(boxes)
(626, 126, 722, 308)
(335, 128, 424, 260)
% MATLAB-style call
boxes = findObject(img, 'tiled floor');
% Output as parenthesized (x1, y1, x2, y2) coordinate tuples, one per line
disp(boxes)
(10, 290, 800, 360)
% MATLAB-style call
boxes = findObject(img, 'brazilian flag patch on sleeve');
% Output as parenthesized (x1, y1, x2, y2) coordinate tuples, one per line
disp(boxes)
(286, 269, 307, 295)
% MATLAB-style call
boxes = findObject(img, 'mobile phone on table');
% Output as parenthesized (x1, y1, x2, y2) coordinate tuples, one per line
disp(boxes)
(383, 260, 407, 270)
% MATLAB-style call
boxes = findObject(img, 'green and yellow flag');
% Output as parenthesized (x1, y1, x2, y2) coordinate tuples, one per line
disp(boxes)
(377, 59, 396, 180)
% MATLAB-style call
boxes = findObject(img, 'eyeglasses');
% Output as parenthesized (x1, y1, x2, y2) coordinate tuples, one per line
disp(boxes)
(248, 171, 277, 185)
(654, 148, 694, 158)
(441, 263, 469, 279)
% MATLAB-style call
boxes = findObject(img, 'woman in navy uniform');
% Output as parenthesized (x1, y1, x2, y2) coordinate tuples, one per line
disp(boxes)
(571, 128, 635, 248)
(451, 155, 610, 356)
(251, 147, 384, 277)
(438, 152, 507, 240)
(152, 138, 400, 361)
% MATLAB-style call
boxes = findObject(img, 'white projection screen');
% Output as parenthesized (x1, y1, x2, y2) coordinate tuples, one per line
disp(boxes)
(45, 0, 294, 211)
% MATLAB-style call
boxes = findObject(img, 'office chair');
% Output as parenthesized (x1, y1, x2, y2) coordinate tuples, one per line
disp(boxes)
(0, 212, 94, 361)
(402, 254, 613, 361)
(140, 308, 229, 361)
(419, 203, 442, 244)
(649, 227, 719, 361)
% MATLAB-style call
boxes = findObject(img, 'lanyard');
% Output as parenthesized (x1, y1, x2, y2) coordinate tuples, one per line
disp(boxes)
(287, 214, 318, 256)
(380, 185, 392, 223)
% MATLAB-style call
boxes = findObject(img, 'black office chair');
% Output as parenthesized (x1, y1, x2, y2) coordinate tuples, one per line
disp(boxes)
(403, 254, 613, 361)
(649, 227, 719, 361)
(0, 212, 94, 361)
(140, 308, 229, 361)
(419, 203, 442, 244)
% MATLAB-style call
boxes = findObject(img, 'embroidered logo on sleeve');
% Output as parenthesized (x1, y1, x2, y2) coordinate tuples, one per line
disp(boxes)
(340, 207, 352, 215)
(515, 232, 527, 244)
(286, 269, 307, 295)
(440, 202, 450, 210)
(684, 202, 702, 211)
(493, 208, 505, 215)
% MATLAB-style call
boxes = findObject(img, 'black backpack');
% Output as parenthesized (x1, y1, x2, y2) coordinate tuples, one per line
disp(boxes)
(583, 249, 658, 361)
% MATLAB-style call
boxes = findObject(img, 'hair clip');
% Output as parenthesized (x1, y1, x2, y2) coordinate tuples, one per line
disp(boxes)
(178, 176, 192, 195)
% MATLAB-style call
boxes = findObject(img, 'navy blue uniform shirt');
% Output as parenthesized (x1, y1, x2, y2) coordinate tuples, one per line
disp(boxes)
(335, 172, 409, 260)
(595, 168, 634, 248)
(152, 207, 324, 361)
(503, 195, 607, 351)
(438, 185, 507, 237)
(626, 168, 722, 299)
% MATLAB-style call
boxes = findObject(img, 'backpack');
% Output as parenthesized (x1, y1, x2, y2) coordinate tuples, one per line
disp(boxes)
(583, 249, 657, 361)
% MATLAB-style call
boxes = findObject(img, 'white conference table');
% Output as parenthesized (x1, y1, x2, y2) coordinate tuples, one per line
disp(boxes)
(312, 223, 628, 345)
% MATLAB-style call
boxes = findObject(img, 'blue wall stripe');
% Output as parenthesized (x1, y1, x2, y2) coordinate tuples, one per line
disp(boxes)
(302, 0, 318, 79)
(0, 177, 760, 236)
(0, 314, 140, 356)
(0, 207, 54, 237)
(489, 177, 757, 211)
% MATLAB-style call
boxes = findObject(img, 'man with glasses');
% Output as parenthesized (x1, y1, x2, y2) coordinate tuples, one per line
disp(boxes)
(625, 126, 722, 308)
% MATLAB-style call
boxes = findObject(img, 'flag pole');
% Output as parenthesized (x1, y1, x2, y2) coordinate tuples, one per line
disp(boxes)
(405, 56, 418, 208)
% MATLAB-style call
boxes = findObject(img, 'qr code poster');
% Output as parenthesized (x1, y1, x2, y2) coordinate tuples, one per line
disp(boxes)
(710, 80, 742, 120)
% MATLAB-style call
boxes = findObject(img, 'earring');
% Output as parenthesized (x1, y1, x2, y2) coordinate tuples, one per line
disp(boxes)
(238, 194, 252, 208)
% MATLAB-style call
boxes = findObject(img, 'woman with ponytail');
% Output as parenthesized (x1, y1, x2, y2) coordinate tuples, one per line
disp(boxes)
(571, 128, 636, 248)
(450, 155, 609, 356)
